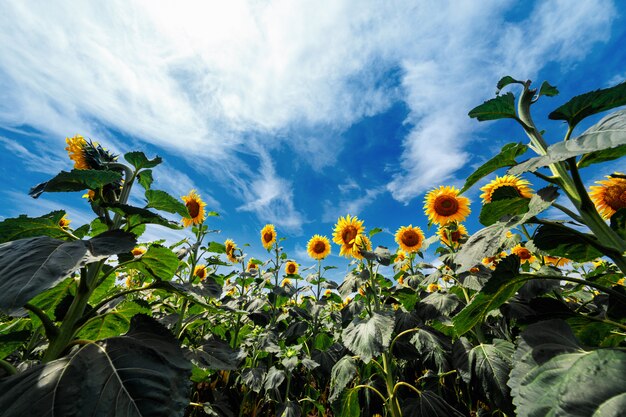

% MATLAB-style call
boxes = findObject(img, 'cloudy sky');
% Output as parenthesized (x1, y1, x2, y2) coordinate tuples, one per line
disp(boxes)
(1, 0, 625, 274)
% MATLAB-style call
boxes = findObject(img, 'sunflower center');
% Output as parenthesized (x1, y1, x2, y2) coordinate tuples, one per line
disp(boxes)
(434, 196, 459, 216)
(263, 232, 274, 243)
(186, 200, 200, 218)
(605, 185, 626, 210)
(287, 264, 296, 274)
(518, 249, 532, 260)
(450, 230, 461, 242)
(313, 241, 326, 253)
(341, 226, 358, 247)
(401, 230, 421, 247)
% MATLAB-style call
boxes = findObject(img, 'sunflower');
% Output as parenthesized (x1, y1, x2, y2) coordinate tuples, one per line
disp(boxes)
(260, 224, 277, 250)
(479, 175, 533, 203)
(65, 135, 90, 169)
(332, 215, 365, 257)
(395, 225, 425, 253)
(437, 223, 468, 247)
(424, 186, 470, 225)
(307, 234, 331, 260)
(82, 189, 96, 201)
(351, 234, 371, 260)
(324, 289, 333, 297)
(247, 259, 260, 272)
(394, 249, 410, 272)
(131, 246, 147, 257)
(194, 264, 208, 280)
(181, 190, 207, 227)
(58, 214, 71, 229)
(225, 239, 237, 263)
(285, 261, 299, 275)
(482, 251, 507, 270)
(589, 173, 626, 219)
(511, 244, 536, 264)
(426, 283, 441, 293)
(543, 256, 571, 267)
(281, 278, 292, 287)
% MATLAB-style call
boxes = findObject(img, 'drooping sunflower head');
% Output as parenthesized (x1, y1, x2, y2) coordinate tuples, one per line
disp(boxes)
(437, 223, 468, 247)
(395, 249, 406, 263)
(479, 175, 533, 204)
(65, 135, 117, 170)
(224, 239, 238, 263)
(424, 186, 470, 225)
(332, 215, 365, 257)
(285, 261, 299, 275)
(511, 244, 536, 264)
(131, 246, 147, 257)
(351, 234, 372, 260)
(307, 234, 331, 260)
(589, 173, 626, 219)
(181, 190, 207, 227)
(260, 224, 277, 250)
(395, 225, 424, 253)
(194, 264, 208, 280)
(58, 214, 71, 229)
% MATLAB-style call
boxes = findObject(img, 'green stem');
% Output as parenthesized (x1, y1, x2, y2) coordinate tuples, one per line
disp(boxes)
(24, 303, 58, 341)
(352, 385, 387, 402)
(393, 381, 421, 396)
(580, 314, 626, 332)
(551, 202, 584, 223)
(0, 359, 17, 375)
(382, 352, 402, 417)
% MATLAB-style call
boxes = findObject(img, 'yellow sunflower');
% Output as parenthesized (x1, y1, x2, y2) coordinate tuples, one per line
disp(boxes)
(65, 135, 90, 170)
(482, 251, 506, 270)
(426, 283, 441, 293)
(589, 173, 626, 219)
(247, 259, 260, 272)
(543, 256, 571, 267)
(395, 225, 425, 253)
(351, 234, 371, 260)
(424, 186, 470, 225)
(394, 249, 410, 272)
(260, 224, 277, 249)
(511, 244, 536, 264)
(194, 264, 208, 280)
(437, 223, 468, 247)
(332, 215, 365, 257)
(181, 190, 207, 227)
(281, 278, 292, 287)
(479, 175, 533, 203)
(324, 289, 333, 297)
(307, 234, 331, 260)
(58, 214, 71, 229)
(225, 239, 237, 263)
(131, 246, 147, 257)
(285, 261, 299, 275)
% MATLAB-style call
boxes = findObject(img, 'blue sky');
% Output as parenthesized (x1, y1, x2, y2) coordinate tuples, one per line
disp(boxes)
(1, 0, 625, 279)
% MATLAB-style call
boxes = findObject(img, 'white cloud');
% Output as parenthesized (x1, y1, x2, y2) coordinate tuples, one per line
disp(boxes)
(0, 0, 618, 226)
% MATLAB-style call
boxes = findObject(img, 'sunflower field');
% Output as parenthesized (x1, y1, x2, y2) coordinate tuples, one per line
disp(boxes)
(1, 77, 626, 417)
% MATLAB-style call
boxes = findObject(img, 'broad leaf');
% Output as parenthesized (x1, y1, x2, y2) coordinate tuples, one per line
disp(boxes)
(469, 340, 515, 414)
(124, 151, 162, 170)
(0, 231, 136, 315)
(538, 81, 559, 98)
(479, 197, 529, 226)
(0, 329, 30, 360)
(508, 319, 626, 417)
(496, 76, 524, 92)
(533, 223, 603, 262)
(419, 291, 460, 318)
(341, 311, 394, 363)
(549, 81, 626, 128)
(329, 356, 357, 402)
(107, 203, 182, 230)
(122, 245, 179, 281)
(409, 327, 451, 372)
(0, 211, 69, 243)
(468, 92, 516, 122)
(186, 336, 246, 370)
(137, 169, 154, 190)
(460, 142, 528, 193)
(76, 301, 150, 340)
(145, 189, 188, 217)
(0, 315, 192, 417)
(510, 109, 626, 175)
(578, 144, 626, 168)
(241, 367, 266, 393)
(29, 169, 122, 198)
(401, 391, 465, 417)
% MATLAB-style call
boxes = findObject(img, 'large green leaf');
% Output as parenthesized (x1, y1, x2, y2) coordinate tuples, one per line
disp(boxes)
(123, 245, 179, 281)
(185, 336, 246, 370)
(468, 92, 517, 121)
(29, 169, 122, 198)
(409, 327, 451, 372)
(341, 311, 394, 363)
(107, 203, 182, 230)
(27, 277, 76, 324)
(549, 81, 626, 128)
(401, 391, 465, 417)
(0, 211, 70, 243)
(510, 109, 626, 175)
(610, 208, 626, 240)
(508, 319, 626, 417)
(453, 256, 522, 336)
(124, 151, 162, 170)
(0, 231, 136, 315)
(137, 169, 154, 190)
(460, 142, 528, 194)
(75, 300, 150, 340)
(479, 197, 530, 226)
(329, 356, 357, 402)
(496, 76, 524, 91)
(145, 189, 188, 217)
(533, 223, 603, 262)
(0, 329, 30, 360)
(0, 315, 192, 417)
(469, 340, 515, 414)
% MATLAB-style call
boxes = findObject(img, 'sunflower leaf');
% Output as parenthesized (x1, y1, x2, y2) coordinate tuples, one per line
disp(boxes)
(0, 211, 69, 243)
(145, 189, 189, 217)
(468, 92, 517, 122)
(121, 244, 179, 281)
(106, 203, 183, 230)
(479, 197, 530, 226)
(460, 142, 528, 194)
(538, 81, 559, 98)
(549, 81, 626, 128)
(509, 109, 626, 175)
(137, 169, 154, 190)
(610, 208, 626, 240)
(533, 223, 604, 262)
(29, 169, 122, 198)
(124, 151, 162, 170)
(496, 76, 524, 92)
(341, 311, 394, 363)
